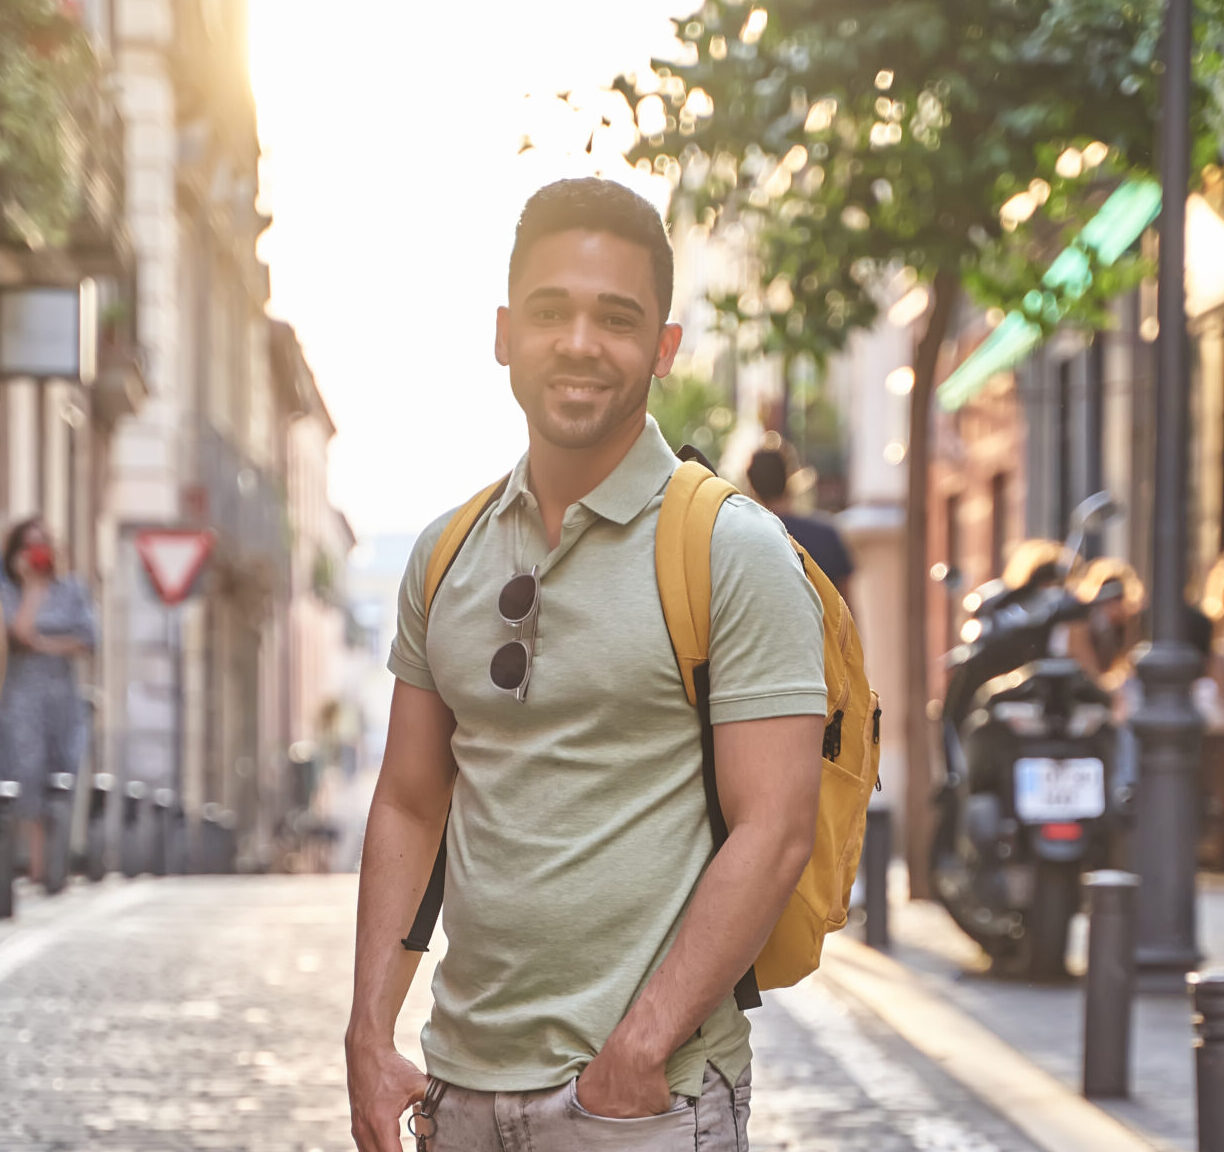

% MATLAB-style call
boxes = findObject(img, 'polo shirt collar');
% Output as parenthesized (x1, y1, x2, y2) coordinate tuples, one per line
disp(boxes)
(492, 416, 678, 525)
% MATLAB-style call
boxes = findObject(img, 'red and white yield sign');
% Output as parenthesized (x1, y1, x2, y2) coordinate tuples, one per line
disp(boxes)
(135, 530, 215, 606)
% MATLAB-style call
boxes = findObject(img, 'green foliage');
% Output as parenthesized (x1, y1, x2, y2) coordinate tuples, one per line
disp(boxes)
(311, 548, 338, 602)
(615, 0, 1224, 362)
(0, 0, 97, 247)
(791, 365, 846, 476)
(649, 370, 736, 460)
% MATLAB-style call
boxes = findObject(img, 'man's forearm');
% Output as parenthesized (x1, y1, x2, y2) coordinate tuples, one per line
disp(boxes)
(347, 793, 447, 1045)
(604, 819, 811, 1067)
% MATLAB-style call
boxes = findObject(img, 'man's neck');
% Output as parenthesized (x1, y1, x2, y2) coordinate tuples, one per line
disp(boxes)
(527, 421, 643, 548)
(761, 496, 792, 517)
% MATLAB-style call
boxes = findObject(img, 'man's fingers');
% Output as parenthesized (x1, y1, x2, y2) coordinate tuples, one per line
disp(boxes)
(350, 1058, 430, 1152)
(352, 1111, 406, 1152)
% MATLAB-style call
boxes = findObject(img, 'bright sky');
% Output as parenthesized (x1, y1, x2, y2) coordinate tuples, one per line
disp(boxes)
(247, 0, 696, 537)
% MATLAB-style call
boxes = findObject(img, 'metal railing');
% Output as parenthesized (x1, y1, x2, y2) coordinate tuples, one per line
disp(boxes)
(187, 419, 291, 592)
(64, 73, 126, 253)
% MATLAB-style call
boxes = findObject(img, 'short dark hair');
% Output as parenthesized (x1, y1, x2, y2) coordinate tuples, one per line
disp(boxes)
(508, 178, 674, 322)
(3, 516, 42, 583)
(747, 448, 789, 502)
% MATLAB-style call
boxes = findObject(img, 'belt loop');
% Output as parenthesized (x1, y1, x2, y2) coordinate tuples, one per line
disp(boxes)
(408, 1077, 449, 1151)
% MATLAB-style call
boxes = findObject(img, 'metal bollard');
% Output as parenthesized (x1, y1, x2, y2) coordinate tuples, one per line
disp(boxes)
(0, 781, 21, 918)
(1082, 870, 1139, 1098)
(1189, 970, 1224, 1152)
(199, 803, 237, 874)
(42, 773, 75, 896)
(159, 789, 188, 876)
(85, 773, 114, 882)
(154, 788, 184, 876)
(120, 781, 147, 878)
(150, 788, 170, 876)
(863, 806, 892, 951)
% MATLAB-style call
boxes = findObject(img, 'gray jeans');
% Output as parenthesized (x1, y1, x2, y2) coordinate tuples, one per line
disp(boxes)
(417, 1062, 751, 1151)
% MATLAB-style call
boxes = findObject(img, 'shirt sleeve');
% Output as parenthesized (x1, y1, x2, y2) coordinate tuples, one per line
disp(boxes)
(707, 496, 827, 724)
(386, 512, 454, 692)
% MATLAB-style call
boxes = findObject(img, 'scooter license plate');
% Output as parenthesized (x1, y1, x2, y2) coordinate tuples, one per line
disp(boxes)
(1014, 757, 1105, 822)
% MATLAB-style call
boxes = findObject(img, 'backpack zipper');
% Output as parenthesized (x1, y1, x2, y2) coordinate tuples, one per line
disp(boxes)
(873, 704, 883, 790)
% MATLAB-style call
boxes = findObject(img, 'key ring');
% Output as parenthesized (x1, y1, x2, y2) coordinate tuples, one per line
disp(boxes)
(407, 1078, 448, 1151)
(406, 1110, 437, 1139)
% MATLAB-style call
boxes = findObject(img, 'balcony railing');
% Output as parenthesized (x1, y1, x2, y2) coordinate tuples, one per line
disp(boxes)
(64, 74, 127, 262)
(185, 420, 291, 594)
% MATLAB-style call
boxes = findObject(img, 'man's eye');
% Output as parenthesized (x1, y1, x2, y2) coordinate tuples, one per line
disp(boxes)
(605, 314, 635, 329)
(534, 309, 562, 322)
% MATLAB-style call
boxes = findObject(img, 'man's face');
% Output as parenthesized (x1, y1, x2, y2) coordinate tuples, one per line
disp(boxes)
(495, 229, 682, 454)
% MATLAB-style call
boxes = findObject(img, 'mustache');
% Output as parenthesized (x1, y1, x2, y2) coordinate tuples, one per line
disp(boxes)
(546, 361, 616, 386)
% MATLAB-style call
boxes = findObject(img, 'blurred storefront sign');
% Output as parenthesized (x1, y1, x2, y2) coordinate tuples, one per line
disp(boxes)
(0, 282, 98, 381)
(937, 180, 1164, 412)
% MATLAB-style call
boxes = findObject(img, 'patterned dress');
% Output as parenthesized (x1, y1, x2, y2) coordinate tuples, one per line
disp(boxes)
(0, 576, 97, 819)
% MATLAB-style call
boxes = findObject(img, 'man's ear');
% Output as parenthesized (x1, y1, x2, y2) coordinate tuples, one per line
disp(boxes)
(652, 323, 683, 378)
(494, 306, 511, 366)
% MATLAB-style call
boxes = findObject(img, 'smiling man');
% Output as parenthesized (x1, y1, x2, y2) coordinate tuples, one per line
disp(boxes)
(345, 178, 826, 1152)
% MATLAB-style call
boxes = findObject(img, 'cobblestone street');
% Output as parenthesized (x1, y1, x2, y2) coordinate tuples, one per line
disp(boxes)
(0, 875, 1044, 1152)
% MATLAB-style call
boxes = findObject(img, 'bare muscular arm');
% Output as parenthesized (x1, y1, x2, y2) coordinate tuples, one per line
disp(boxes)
(576, 711, 823, 1117)
(346, 679, 457, 1152)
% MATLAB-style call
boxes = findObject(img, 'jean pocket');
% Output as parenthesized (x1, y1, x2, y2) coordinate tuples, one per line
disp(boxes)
(732, 1071, 751, 1151)
(564, 1078, 693, 1122)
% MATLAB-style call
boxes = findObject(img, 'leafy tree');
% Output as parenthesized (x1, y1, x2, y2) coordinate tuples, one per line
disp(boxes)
(612, 0, 1224, 892)
(649, 369, 736, 460)
(0, 0, 96, 247)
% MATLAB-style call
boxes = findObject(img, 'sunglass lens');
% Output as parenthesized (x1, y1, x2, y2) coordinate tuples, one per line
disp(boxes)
(490, 641, 529, 691)
(499, 573, 537, 622)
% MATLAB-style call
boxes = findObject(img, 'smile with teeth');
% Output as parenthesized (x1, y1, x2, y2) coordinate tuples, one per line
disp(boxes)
(551, 378, 608, 397)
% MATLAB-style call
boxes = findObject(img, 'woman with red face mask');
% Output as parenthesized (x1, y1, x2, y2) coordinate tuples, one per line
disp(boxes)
(0, 517, 97, 886)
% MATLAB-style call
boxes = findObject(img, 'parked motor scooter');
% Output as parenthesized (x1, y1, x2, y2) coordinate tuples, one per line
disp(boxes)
(930, 493, 1132, 980)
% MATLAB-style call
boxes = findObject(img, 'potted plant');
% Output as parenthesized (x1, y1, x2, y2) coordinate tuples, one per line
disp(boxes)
(97, 298, 134, 369)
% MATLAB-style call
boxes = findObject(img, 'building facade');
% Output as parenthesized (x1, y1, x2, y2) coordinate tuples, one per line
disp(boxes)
(1, 0, 358, 873)
(277, 319, 359, 827)
(0, 0, 147, 798)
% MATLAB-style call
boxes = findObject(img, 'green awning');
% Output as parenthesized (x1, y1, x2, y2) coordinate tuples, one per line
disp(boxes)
(937, 179, 1162, 412)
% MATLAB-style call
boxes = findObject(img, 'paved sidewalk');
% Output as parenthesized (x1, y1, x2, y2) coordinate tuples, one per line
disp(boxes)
(0, 873, 1049, 1152)
(821, 866, 1224, 1152)
(3, 863, 1214, 1151)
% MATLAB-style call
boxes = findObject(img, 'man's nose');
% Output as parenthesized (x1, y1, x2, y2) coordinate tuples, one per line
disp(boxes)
(555, 315, 600, 359)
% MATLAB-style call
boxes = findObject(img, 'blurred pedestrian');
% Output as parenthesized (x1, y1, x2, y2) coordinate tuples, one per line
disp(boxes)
(746, 439, 855, 606)
(346, 178, 826, 1152)
(0, 517, 97, 884)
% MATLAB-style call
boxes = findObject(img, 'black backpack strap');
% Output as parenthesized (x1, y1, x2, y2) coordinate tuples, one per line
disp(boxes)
(677, 443, 719, 473)
(692, 662, 763, 1011)
(401, 825, 448, 952)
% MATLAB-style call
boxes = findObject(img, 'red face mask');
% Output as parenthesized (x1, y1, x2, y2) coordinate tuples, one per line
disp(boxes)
(25, 543, 54, 575)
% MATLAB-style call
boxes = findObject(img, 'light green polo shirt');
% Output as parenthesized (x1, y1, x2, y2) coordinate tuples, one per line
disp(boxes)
(388, 416, 826, 1097)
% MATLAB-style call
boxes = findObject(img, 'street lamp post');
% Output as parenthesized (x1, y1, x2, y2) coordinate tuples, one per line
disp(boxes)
(1132, 0, 1202, 990)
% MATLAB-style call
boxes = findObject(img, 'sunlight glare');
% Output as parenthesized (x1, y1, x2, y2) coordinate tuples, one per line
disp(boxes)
(740, 8, 768, 44)
(247, 0, 694, 534)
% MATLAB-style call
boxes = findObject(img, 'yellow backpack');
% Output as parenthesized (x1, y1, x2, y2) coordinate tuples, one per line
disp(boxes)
(402, 456, 882, 1009)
